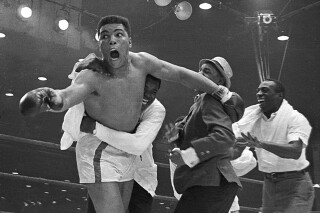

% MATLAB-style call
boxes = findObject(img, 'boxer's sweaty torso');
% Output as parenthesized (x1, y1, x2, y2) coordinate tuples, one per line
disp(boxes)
(82, 60, 146, 133)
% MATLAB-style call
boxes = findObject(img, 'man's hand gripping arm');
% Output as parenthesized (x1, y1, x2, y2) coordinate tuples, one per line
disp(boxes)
(94, 100, 166, 155)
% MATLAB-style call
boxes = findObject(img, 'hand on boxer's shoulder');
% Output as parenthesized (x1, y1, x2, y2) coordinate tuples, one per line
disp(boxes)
(75, 57, 111, 76)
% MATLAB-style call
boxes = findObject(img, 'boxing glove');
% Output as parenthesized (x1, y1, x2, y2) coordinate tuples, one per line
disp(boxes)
(19, 87, 63, 116)
(75, 57, 110, 75)
(211, 85, 231, 103)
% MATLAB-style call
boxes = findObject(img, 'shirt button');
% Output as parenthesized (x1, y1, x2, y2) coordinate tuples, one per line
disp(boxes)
(206, 150, 210, 154)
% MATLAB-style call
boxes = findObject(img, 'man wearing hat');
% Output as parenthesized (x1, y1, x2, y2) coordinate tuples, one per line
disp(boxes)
(167, 57, 245, 213)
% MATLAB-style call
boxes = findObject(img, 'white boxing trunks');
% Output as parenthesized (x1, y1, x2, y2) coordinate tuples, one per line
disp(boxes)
(76, 133, 137, 183)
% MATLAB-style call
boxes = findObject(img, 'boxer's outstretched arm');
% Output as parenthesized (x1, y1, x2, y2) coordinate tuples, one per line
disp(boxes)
(141, 52, 223, 96)
(20, 70, 96, 116)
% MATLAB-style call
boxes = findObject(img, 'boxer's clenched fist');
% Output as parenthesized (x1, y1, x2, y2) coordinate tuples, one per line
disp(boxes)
(19, 87, 63, 116)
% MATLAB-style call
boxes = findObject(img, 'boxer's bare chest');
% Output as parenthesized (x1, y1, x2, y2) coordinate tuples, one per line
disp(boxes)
(84, 64, 146, 132)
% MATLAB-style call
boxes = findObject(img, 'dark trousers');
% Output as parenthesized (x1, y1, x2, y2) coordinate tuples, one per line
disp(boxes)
(128, 181, 153, 213)
(86, 180, 153, 213)
(262, 171, 314, 213)
(86, 193, 95, 213)
(174, 175, 239, 213)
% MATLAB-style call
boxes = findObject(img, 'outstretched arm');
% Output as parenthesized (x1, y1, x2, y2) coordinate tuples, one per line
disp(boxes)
(19, 70, 96, 116)
(140, 52, 228, 99)
(241, 132, 304, 160)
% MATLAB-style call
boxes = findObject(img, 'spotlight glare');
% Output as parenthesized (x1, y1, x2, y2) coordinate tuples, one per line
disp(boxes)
(0, 33, 5, 38)
(277, 35, 289, 41)
(95, 32, 99, 41)
(38, 76, 47, 81)
(20, 6, 32, 18)
(199, 3, 212, 10)
(5, 92, 14, 97)
(58, 19, 69, 30)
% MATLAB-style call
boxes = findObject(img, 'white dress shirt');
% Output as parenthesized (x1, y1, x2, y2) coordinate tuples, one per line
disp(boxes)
(233, 100, 311, 173)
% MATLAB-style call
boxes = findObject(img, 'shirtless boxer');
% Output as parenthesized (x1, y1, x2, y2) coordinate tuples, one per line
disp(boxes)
(19, 15, 230, 213)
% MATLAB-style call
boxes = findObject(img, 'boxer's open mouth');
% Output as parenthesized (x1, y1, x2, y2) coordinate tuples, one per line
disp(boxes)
(110, 50, 119, 60)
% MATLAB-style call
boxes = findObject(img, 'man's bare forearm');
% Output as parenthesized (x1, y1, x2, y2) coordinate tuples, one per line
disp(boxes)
(260, 140, 302, 160)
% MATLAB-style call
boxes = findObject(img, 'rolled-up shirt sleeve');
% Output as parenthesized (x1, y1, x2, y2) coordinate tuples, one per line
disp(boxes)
(94, 99, 166, 155)
(287, 113, 312, 146)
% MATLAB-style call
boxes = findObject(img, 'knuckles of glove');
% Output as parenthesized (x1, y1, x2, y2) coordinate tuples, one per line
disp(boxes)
(19, 87, 63, 116)
(19, 91, 44, 116)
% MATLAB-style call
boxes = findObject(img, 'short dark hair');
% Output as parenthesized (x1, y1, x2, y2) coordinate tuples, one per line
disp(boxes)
(264, 78, 286, 97)
(146, 74, 161, 89)
(97, 15, 131, 37)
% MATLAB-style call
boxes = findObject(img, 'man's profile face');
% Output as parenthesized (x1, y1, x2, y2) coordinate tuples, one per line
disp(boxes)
(98, 23, 132, 68)
(142, 78, 160, 110)
(199, 63, 225, 85)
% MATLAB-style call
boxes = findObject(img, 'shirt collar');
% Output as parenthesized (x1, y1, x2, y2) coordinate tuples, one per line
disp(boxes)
(261, 99, 287, 121)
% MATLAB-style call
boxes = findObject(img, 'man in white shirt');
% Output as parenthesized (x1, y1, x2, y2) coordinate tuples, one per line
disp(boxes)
(233, 79, 315, 213)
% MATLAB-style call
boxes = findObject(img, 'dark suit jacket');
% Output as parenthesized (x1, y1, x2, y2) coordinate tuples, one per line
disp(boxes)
(173, 93, 242, 194)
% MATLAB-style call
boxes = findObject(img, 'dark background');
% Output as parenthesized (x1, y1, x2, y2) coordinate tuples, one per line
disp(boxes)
(0, 0, 319, 212)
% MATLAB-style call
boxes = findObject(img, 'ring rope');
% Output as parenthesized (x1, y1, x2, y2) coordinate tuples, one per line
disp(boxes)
(0, 134, 263, 185)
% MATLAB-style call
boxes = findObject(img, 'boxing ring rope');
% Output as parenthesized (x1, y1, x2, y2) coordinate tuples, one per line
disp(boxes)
(0, 134, 263, 212)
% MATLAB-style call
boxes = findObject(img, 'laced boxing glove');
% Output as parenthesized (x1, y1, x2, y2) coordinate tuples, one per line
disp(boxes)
(211, 85, 245, 123)
(19, 87, 63, 116)
(211, 85, 232, 103)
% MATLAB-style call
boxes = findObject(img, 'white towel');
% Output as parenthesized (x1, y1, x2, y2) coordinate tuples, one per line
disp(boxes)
(231, 148, 257, 176)
(60, 53, 97, 150)
(234, 100, 295, 138)
(60, 103, 85, 150)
